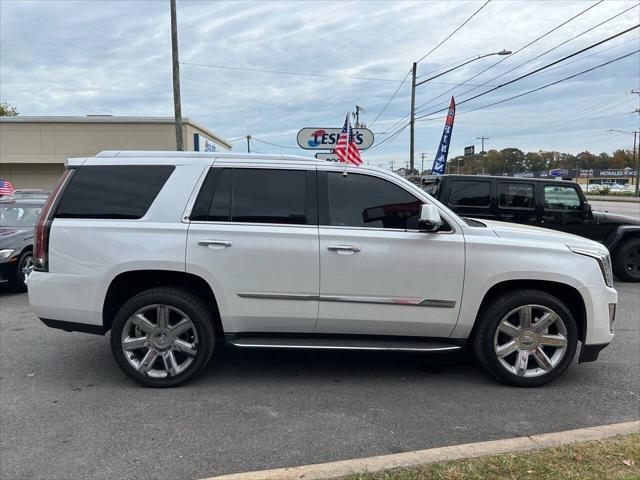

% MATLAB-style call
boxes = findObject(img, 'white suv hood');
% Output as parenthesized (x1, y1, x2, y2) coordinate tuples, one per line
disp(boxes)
(476, 219, 609, 254)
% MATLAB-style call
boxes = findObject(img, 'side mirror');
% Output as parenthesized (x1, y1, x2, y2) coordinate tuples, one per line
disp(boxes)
(418, 204, 442, 232)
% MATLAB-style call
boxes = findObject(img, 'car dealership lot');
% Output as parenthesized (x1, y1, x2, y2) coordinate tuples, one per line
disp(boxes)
(1, 283, 638, 480)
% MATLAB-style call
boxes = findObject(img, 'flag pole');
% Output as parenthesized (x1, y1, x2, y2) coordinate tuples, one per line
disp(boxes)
(343, 113, 349, 176)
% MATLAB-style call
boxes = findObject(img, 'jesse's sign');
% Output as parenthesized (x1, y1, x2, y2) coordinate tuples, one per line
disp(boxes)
(297, 127, 374, 150)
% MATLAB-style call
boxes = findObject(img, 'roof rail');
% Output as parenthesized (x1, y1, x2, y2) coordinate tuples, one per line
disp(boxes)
(94, 150, 320, 162)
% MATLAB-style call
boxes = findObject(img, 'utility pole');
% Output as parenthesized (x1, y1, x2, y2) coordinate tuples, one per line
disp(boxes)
(633, 90, 640, 196)
(409, 62, 417, 173)
(246, 135, 251, 153)
(420, 152, 425, 175)
(170, 0, 183, 151)
(353, 105, 365, 128)
(477, 136, 489, 153)
(633, 130, 639, 196)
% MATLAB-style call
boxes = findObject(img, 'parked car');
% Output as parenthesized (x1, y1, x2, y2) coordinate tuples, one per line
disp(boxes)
(421, 175, 640, 282)
(0, 196, 45, 291)
(29, 152, 617, 388)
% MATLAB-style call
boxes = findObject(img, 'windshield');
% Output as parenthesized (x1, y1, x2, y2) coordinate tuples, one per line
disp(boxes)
(0, 205, 42, 227)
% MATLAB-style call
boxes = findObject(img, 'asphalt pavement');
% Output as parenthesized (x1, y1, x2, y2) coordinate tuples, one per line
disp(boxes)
(1, 283, 639, 480)
(589, 200, 640, 218)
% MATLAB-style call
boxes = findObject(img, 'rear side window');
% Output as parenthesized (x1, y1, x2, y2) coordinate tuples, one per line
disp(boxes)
(448, 180, 491, 207)
(499, 183, 535, 209)
(55, 165, 174, 219)
(544, 185, 581, 210)
(323, 172, 422, 229)
(191, 168, 313, 225)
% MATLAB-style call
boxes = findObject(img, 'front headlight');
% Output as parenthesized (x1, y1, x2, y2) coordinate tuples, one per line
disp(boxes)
(568, 246, 614, 287)
(0, 249, 15, 261)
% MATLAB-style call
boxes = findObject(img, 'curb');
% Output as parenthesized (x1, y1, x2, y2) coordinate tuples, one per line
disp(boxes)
(203, 421, 639, 480)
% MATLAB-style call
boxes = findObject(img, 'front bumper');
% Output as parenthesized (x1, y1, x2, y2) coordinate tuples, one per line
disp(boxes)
(577, 283, 616, 362)
(0, 261, 15, 283)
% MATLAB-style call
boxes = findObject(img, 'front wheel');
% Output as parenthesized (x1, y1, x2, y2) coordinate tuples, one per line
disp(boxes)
(613, 238, 640, 282)
(109, 287, 215, 387)
(8, 251, 33, 292)
(473, 290, 578, 387)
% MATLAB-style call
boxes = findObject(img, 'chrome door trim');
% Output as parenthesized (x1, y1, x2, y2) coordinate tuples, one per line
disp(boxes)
(237, 292, 319, 301)
(321, 295, 456, 308)
(237, 292, 455, 307)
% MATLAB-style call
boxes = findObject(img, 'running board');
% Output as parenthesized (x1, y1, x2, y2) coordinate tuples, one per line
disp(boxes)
(226, 335, 463, 352)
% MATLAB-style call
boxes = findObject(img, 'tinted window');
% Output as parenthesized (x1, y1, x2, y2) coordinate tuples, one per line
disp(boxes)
(191, 168, 232, 221)
(233, 169, 307, 224)
(55, 165, 173, 219)
(544, 185, 581, 210)
(499, 183, 534, 209)
(449, 180, 491, 207)
(325, 172, 422, 229)
(191, 168, 310, 225)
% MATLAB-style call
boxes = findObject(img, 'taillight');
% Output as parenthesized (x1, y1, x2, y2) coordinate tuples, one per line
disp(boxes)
(34, 169, 73, 272)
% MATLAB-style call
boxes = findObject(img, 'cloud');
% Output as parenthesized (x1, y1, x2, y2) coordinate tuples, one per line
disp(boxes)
(1, 0, 638, 166)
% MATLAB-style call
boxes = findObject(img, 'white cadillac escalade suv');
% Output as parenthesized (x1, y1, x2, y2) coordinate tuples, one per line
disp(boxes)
(28, 151, 617, 388)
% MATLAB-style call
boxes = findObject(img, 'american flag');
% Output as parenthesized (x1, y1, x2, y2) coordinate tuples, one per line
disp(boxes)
(0, 179, 15, 197)
(334, 114, 363, 165)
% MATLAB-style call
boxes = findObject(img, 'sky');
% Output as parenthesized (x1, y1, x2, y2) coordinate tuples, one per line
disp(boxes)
(1, 0, 639, 170)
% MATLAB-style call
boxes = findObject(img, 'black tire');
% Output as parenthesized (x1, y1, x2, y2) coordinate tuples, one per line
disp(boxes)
(612, 238, 640, 283)
(109, 287, 215, 387)
(473, 289, 578, 387)
(8, 250, 32, 293)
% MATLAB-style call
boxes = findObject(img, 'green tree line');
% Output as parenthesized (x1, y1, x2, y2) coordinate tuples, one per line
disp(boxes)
(441, 148, 636, 176)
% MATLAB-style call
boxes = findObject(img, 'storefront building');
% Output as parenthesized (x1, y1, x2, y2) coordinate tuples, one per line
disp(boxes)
(0, 116, 231, 190)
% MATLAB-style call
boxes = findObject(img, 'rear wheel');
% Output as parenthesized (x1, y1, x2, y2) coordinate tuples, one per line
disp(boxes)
(109, 287, 215, 387)
(473, 290, 578, 387)
(613, 238, 640, 282)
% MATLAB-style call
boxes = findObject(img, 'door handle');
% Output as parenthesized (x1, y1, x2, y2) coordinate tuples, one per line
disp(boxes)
(198, 239, 232, 248)
(327, 244, 361, 253)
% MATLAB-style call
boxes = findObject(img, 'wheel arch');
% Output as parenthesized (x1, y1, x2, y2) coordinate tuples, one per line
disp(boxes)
(102, 270, 222, 334)
(605, 226, 640, 254)
(469, 279, 587, 344)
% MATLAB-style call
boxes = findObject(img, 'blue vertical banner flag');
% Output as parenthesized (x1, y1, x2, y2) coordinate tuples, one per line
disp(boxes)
(431, 97, 456, 175)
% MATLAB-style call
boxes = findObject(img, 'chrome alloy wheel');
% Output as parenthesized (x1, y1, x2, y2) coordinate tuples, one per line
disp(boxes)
(120, 304, 199, 378)
(21, 254, 34, 284)
(493, 304, 568, 378)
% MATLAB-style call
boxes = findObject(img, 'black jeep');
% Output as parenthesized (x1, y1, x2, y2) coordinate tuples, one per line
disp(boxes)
(422, 174, 640, 282)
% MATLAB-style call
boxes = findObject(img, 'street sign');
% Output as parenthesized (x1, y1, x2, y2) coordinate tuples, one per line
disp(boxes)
(315, 152, 341, 162)
(464, 145, 474, 156)
(297, 127, 374, 150)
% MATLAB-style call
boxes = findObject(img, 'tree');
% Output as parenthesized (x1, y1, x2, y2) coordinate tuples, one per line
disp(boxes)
(611, 149, 633, 168)
(500, 148, 525, 173)
(0, 102, 18, 116)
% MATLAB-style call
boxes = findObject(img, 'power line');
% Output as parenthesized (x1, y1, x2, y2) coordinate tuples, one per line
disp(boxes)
(413, 0, 605, 114)
(419, 2, 638, 114)
(414, 25, 640, 121)
(452, 50, 639, 118)
(367, 122, 410, 151)
(369, 68, 412, 127)
(488, 92, 633, 138)
(415, 0, 492, 64)
(251, 137, 299, 149)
